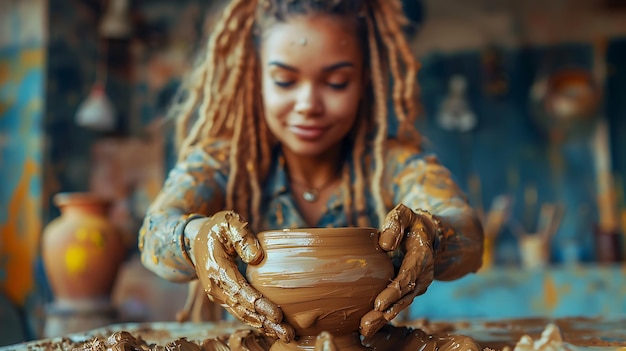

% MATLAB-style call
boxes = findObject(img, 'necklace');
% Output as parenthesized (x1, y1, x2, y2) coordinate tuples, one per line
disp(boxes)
(289, 177, 337, 203)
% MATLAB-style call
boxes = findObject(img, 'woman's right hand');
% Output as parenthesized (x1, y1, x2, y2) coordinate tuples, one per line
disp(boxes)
(190, 210, 295, 342)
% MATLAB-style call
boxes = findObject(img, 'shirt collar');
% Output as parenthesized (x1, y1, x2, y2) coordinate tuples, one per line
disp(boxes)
(263, 145, 351, 212)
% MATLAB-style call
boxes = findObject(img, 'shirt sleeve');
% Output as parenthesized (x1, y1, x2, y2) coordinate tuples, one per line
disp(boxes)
(385, 142, 484, 281)
(138, 141, 229, 282)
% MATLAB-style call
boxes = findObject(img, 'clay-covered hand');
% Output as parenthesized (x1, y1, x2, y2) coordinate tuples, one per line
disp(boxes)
(191, 210, 295, 342)
(360, 204, 440, 337)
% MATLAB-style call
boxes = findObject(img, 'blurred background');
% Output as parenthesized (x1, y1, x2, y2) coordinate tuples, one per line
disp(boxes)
(1, 0, 625, 346)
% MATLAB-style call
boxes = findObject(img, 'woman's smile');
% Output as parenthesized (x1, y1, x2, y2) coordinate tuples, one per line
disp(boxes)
(287, 124, 330, 141)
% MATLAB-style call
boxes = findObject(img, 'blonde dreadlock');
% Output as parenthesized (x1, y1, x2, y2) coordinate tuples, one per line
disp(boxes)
(172, 0, 421, 230)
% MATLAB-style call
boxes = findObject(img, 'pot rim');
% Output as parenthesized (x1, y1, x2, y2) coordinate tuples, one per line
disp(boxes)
(257, 226, 378, 235)
(53, 192, 113, 207)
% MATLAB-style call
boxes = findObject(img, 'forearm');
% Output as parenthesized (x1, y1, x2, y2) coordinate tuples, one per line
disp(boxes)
(138, 142, 228, 282)
(429, 199, 484, 281)
(390, 153, 484, 281)
(139, 208, 204, 282)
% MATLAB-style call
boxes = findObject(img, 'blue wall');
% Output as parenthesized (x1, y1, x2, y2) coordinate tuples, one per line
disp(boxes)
(409, 265, 626, 320)
(0, 0, 47, 344)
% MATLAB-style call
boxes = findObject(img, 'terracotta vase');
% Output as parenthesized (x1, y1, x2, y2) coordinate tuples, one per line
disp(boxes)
(42, 192, 125, 302)
(246, 227, 394, 351)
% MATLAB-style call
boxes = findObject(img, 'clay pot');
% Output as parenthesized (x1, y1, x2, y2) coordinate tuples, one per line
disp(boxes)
(42, 192, 125, 301)
(246, 227, 394, 351)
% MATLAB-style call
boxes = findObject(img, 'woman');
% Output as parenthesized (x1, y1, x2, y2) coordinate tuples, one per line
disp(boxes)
(139, 0, 483, 344)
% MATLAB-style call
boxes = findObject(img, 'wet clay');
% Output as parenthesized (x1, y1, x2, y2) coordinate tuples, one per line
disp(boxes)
(190, 210, 447, 344)
(191, 206, 479, 348)
(192, 211, 295, 342)
(364, 204, 439, 336)
(17, 317, 626, 351)
(399, 317, 626, 350)
(246, 227, 394, 351)
(69, 329, 263, 351)
(26, 325, 480, 351)
(363, 324, 482, 351)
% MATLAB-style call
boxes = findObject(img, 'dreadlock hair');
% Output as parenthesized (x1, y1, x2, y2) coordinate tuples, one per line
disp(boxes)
(172, 0, 421, 231)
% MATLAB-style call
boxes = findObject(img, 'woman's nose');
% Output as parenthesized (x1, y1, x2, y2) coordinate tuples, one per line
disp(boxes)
(294, 84, 323, 116)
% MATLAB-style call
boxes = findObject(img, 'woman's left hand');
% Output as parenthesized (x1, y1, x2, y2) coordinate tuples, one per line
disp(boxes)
(359, 204, 440, 337)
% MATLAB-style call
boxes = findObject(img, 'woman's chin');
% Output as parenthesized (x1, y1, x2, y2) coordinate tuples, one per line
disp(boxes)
(285, 145, 336, 158)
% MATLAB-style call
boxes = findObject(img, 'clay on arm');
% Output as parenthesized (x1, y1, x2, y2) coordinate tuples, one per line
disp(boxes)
(138, 143, 228, 282)
(388, 146, 484, 281)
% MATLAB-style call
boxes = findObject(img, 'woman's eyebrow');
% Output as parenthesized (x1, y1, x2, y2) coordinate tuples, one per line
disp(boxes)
(268, 61, 298, 71)
(268, 61, 355, 72)
(322, 61, 354, 72)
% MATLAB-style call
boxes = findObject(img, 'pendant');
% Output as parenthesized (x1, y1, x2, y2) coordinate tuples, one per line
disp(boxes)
(302, 189, 319, 202)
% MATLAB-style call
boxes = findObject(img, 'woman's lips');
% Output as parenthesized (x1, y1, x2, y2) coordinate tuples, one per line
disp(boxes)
(288, 125, 328, 140)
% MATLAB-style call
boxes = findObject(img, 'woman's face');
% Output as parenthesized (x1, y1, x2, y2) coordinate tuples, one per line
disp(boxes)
(260, 14, 365, 157)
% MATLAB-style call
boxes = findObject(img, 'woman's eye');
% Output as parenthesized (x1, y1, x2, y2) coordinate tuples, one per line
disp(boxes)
(328, 82, 348, 90)
(274, 81, 295, 88)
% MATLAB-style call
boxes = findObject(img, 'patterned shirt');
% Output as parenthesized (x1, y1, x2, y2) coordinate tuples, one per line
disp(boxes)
(139, 140, 483, 282)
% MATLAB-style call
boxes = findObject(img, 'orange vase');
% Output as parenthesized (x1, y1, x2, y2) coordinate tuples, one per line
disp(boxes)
(42, 192, 125, 301)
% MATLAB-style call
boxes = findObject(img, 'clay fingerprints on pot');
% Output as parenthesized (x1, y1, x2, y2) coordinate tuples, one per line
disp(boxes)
(246, 227, 394, 351)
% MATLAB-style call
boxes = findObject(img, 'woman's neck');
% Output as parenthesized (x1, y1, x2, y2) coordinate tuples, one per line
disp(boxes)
(281, 145, 344, 188)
